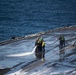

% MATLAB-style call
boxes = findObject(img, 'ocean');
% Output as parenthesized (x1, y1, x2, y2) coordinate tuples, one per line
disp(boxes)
(0, 0, 76, 42)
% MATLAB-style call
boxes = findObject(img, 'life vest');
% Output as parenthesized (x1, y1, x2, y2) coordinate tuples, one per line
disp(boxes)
(59, 36, 65, 41)
(42, 41, 45, 47)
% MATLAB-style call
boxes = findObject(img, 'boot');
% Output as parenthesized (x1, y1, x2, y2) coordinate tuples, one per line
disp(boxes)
(41, 58, 45, 61)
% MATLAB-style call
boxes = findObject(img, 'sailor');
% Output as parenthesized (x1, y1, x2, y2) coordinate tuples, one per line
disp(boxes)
(39, 37, 45, 61)
(35, 37, 42, 59)
(35, 37, 45, 61)
(59, 35, 65, 49)
(58, 35, 65, 62)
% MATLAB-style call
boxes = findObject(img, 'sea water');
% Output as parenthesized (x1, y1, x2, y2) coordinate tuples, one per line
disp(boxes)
(0, 0, 76, 42)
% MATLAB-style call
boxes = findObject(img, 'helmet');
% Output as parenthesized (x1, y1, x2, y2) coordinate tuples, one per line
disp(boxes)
(39, 37, 43, 42)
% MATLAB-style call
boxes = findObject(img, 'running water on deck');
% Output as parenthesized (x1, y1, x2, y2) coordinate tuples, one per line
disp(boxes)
(0, 26, 76, 75)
